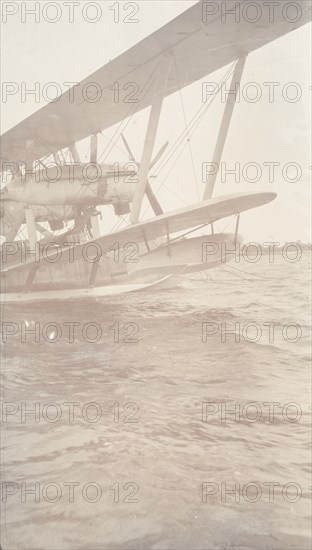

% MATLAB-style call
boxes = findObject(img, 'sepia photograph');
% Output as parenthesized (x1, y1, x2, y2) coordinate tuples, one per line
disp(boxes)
(0, 1, 311, 549)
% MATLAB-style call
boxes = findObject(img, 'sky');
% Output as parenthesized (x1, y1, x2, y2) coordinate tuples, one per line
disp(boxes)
(1, 0, 311, 243)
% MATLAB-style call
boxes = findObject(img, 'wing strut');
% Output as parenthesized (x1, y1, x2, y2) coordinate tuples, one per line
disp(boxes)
(90, 134, 98, 163)
(25, 208, 37, 249)
(234, 214, 240, 243)
(90, 134, 101, 238)
(25, 140, 34, 179)
(24, 140, 38, 249)
(130, 54, 172, 224)
(203, 56, 247, 200)
(69, 143, 81, 164)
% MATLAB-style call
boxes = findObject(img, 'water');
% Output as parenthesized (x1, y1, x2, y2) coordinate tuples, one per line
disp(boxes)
(1, 254, 311, 550)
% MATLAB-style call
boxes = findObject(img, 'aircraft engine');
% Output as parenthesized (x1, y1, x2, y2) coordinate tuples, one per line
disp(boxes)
(0, 200, 26, 242)
(6, 164, 136, 208)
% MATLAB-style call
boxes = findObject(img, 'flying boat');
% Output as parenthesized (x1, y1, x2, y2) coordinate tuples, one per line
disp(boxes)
(0, 0, 310, 301)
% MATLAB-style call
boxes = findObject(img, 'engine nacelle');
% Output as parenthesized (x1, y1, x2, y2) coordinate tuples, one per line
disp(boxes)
(6, 163, 136, 207)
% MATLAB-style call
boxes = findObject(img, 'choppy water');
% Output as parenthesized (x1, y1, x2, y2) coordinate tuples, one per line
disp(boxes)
(1, 254, 311, 550)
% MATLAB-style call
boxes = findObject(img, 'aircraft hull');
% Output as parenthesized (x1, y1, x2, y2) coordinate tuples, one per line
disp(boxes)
(0, 232, 239, 301)
(0, 276, 176, 303)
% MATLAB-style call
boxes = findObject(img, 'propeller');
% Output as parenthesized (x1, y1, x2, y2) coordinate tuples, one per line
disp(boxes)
(121, 133, 168, 216)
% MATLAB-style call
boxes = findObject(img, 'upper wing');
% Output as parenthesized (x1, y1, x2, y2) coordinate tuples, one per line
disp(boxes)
(1, 0, 310, 164)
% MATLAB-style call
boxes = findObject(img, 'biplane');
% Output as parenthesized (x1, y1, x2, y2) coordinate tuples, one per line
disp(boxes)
(0, 0, 310, 302)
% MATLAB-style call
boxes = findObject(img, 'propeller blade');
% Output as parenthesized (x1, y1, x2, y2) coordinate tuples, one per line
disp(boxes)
(121, 133, 136, 162)
(145, 181, 163, 216)
(150, 141, 169, 171)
